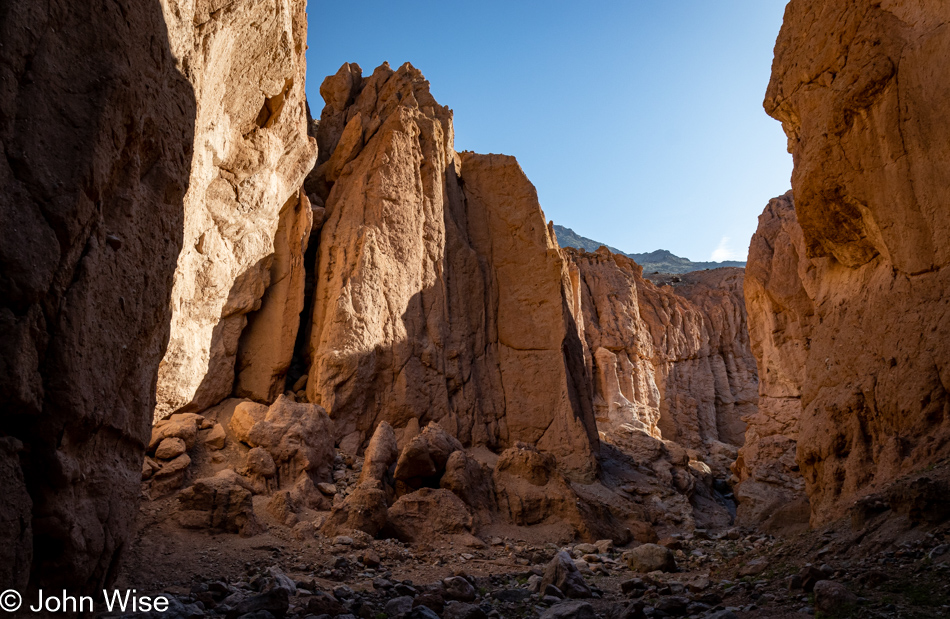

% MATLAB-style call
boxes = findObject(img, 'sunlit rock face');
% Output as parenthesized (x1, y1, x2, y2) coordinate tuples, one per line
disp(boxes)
(734, 193, 811, 524)
(0, 0, 194, 591)
(566, 248, 754, 473)
(751, 0, 950, 525)
(155, 0, 317, 419)
(304, 62, 599, 480)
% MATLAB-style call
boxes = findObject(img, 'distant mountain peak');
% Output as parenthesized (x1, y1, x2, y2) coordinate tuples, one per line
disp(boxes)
(552, 224, 745, 274)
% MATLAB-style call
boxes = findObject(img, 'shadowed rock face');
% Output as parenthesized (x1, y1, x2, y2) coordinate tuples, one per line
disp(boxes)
(0, 0, 195, 591)
(305, 62, 599, 480)
(155, 0, 317, 418)
(750, 0, 950, 524)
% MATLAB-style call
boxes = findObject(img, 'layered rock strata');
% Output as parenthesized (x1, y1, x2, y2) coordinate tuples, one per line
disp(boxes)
(566, 248, 754, 471)
(747, 0, 950, 524)
(0, 0, 195, 591)
(155, 0, 317, 418)
(304, 62, 598, 480)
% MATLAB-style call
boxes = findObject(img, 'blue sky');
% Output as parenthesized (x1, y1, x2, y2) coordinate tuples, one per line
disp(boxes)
(305, 1, 791, 262)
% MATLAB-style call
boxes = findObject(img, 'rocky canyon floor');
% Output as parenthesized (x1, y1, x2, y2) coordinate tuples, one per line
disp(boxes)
(111, 456, 950, 619)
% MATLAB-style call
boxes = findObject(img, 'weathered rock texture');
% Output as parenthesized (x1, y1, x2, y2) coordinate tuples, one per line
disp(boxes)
(566, 248, 754, 458)
(0, 0, 195, 591)
(156, 0, 317, 417)
(734, 193, 810, 523)
(749, 0, 950, 524)
(304, 62, 598, 480)
(234, 192, 313, 402)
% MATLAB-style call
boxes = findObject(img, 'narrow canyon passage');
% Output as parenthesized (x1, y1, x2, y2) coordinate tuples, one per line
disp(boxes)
(0, 1, 949, 618)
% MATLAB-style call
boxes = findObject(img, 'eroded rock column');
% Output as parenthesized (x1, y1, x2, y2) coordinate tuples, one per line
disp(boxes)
(155, 0, 317, 418)
(304, 62, 598, 479)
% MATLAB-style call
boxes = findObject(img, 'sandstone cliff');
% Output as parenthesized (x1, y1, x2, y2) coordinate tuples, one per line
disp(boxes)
(0, 0, 318, 591)
(155, 0, 317, 417)
(734, 193, 811, 524)
(566, 249, 754, 475)
(747, 0, 950, 525)
(304, 62, 598, 480)
(0, 0, 195, 591)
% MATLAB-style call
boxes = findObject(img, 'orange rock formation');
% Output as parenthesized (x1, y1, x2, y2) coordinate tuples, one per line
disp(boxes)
(742, 0, 950, 525)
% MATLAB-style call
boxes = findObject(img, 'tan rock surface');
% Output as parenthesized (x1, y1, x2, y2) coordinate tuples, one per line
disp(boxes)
(734, 193, 811, 523)
(229, 401, 269, 444)
(0, 0, 195, 590)
(304, 62, 598, 480)
(155, 0, 317, 418)
(566, 248, 755, 461)
(358, 421, 399, 485)
(235, 191, 314, 402)
(385, 488, 474, 543)
(393, 422, 464, 491)
(440, 450, 497, 520)
(492, 443, 631, 543)
(177, 470, 263, 537)
(321, 481, 389, 538)
(750, 0, 950, 524)
(244, 395, 335, 492)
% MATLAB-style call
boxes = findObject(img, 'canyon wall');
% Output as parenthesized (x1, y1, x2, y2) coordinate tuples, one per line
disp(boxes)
(746, 0, 950, 525)
(0, 0, 318, 590)
(734, 193, 811, 523)
(0, 1, 195, 591)
(155, 0, 316, 418)
(567, 249, 754, 468)
(304, 63, 598, 480)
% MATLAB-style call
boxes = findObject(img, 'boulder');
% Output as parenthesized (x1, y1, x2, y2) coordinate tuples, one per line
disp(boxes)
(245, 396, 335, 490)
(493, 443, 575, 526)
(154, 437, 187, 460)
(386, 488, 473, 543)
(321, 481, 389, 538)
(385, 596, 414, 616)
(148, 454, 192, 498)
(541, 552, 592, 599)
(358, 421, 398, 484)
(540, 601, 596, 619)
(442, 602, 486, 619)
(224, 587, 290, 619)
(813, 580, 858, 614)
(625, 544, 676, 573)
(442, 576, 476, 602)
(393, 422, 463, 489)
(244, 447, 276, 477)
(150, 414, 201, 451)
(203, 423, 227, 450)
(177, 472, 263, 537)
(491, 443, 626, 542)
(440, 451, 495, 514)
(266, 491, 298, 527)
(229, 401, 269, 445)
